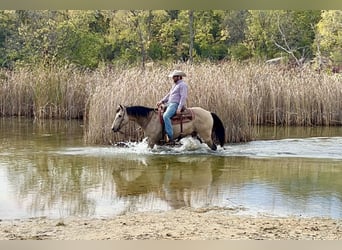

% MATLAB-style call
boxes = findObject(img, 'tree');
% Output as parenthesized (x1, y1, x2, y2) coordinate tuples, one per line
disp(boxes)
(189, 10, 194, 63)
(158, 10, 189, 62)
(245, 10, 280, 59)
(315, 10, 342, 68)
(9, 10, 63, 67)
(222, 10, 249, 46)
(274, 10, 321, 66)
(0, 11, 17, 68)
(245, 10, 320, 63)
(2, 10, 341, 70)
(109, 10, 169, 66)
(56, 11, 106, 68)
(193, 10, 228, 60)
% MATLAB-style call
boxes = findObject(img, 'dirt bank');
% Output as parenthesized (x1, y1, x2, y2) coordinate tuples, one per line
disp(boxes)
(0, 207, 341, 240)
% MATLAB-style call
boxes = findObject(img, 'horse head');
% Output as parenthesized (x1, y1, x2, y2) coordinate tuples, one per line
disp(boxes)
(111, 104, 129, 132)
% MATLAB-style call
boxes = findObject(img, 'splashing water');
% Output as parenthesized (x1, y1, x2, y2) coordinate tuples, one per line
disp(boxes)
(57, 136, 342, 160)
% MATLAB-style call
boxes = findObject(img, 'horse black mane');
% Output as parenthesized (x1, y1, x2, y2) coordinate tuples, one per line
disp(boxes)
(126, 106, 155, 118)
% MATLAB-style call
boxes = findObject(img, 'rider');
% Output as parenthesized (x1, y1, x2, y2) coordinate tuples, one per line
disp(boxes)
(156, 70, 188, 143)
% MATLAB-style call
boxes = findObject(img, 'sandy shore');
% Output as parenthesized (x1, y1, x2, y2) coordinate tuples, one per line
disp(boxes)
(0, 207, 341, 240)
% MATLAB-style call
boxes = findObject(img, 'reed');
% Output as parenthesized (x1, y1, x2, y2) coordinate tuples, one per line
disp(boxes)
(85, 62, 342, 145)
(1, 62, 341, 145)
(0, 65, 89, 119)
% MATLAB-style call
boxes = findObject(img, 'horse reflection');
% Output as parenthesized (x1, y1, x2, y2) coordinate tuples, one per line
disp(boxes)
(162, 164, 214, 208)
(112, 156, 225, 210)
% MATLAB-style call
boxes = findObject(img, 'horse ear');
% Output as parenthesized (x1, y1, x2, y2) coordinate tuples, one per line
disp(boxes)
(116, 104, 123, 113)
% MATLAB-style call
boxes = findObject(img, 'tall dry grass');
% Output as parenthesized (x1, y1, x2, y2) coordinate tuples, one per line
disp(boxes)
(86, 63, 342, 143)
(0, 66, 89, 119)
(1, 62, 341, 144)
(85, 62, 342, 145)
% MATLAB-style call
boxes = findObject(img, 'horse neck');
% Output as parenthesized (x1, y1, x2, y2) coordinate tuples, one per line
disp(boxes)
(128, 112, 154, 130)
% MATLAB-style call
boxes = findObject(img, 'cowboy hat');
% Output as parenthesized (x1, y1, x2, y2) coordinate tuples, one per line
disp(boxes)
(168, 70, 186, 77)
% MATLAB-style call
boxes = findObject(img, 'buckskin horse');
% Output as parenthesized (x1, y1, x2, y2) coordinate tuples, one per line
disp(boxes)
(111, 105, 225, 150)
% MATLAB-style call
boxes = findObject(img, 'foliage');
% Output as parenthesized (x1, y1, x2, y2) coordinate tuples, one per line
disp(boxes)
(315, 10, 342, 65)
(0, 10, 339, 69)
(245, 10, 321, 62)
(57, 21, 105, 68)
(0, 11, 17, 68)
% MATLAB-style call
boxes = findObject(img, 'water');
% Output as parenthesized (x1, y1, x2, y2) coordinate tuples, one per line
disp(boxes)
(1, 118, 342, 219)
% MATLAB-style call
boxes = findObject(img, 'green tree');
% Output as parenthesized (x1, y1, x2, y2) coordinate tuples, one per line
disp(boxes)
(315, 10, 342, 67)
(0, 10, 332, 69)
(108, 10, 169, 66)
(0, 11, 17, 68)
(56, 10, 106, 68)
(245, 10, 279, 59)
(193, 10, 227, 60)
(245, 10, 320, 63)
(8, 10, 63, 67)
(158, 10, 189, 62)
(158, 10, 228, 62)
(222, 10, 250, 60)
(222, 10, 249, 46)
(273, 10, 320, 65)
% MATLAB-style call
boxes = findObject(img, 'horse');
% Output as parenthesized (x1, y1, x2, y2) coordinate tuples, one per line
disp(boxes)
(111, 105, 225, 150)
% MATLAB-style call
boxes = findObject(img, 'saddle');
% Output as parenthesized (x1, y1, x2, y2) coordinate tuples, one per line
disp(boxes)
(158, 107, 195, 139)
(158, 107, 194, 125)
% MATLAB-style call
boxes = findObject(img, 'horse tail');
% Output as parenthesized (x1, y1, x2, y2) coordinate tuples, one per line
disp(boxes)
(211, 112, 225, 147)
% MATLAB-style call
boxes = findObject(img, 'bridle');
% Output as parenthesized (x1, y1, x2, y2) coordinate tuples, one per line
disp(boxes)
(113, 106, 156, 136)
(114, 108, 126, 134)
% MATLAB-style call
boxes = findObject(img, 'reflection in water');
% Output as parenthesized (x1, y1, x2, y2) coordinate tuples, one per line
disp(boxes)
(1, 118, 342, 219)
(112, 156, 223, 210)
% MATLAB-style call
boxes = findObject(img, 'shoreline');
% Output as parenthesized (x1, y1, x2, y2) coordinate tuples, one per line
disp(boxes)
(0, 208, 341, 240)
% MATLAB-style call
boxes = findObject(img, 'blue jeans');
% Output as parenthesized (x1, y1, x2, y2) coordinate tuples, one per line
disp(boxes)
(163, 102, 178, 140)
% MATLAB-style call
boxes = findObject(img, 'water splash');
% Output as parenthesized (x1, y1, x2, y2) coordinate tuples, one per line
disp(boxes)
(56, 136, 342, 160)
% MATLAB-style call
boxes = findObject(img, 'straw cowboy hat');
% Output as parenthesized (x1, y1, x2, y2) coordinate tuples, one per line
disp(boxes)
(168, 70, 186, 77)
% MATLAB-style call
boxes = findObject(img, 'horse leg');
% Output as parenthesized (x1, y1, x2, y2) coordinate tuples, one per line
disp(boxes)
(191, 131, 203, 143)
(206, 140, 217, 150)
(211, 143, 217, 150)
(200, 132, 217, 150)
(148, 140, 155, 148)
(147, 134, 162, 148)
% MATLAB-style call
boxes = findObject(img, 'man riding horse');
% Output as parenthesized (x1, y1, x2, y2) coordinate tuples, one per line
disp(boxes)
(112, 69, 225, 150)
(156, 70, 188, 144)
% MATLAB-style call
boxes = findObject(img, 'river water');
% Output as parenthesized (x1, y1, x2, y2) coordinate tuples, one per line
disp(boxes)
(0, 118, 342, 219)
